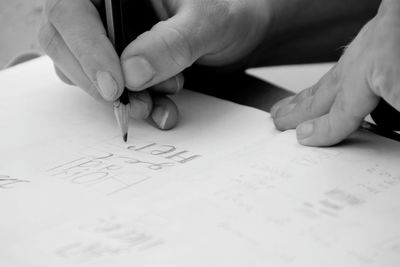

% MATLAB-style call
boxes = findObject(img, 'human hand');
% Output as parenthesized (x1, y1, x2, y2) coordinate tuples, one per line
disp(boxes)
(39, 0, 271, 129)
(270, 0, 400, 146)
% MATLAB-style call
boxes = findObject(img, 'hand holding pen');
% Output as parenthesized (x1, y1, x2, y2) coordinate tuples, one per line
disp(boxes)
(41, 0, 396, 147)
(39, 0, 271, 136)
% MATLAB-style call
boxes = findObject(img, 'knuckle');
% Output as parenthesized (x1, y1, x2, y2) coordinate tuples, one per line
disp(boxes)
(200, 0, 232, 22)
(295, 86, 316, 102)
(153, 23, 194, 69)
(299, 96, 315, 115)
(310, 83, 320, 96)
(305, 86, 316, 98)
(197, 0, 234, 43)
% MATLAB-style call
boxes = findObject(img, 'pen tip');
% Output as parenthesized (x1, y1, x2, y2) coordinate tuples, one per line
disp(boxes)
(123, 133, 128, 143)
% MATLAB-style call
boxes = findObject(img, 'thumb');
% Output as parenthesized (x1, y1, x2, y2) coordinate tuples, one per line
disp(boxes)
(121, 9, 210, 91)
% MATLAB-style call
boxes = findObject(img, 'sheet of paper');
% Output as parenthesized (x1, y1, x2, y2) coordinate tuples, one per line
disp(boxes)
(246, 63, 334, 93)
(3, 131, 400, 267)
(0, 57, 399, 266)
(0, 57, 277, 245)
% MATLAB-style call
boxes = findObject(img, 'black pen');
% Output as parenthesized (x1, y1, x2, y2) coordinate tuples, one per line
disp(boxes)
(103, 0, 160, 142)
(104, 0, 129, 142)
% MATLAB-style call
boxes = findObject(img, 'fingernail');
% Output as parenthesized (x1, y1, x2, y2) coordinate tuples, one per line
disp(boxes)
(96, 71, 118, 101)
(152, 107, 170, 130)
(297, 121, 314, 140)
(275, 103, 296, 118)
(123, 56, 155, 89)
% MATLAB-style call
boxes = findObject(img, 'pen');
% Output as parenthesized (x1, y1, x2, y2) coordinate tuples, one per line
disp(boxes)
(104, 0, 130, 142)
(103, 0, 160, 142)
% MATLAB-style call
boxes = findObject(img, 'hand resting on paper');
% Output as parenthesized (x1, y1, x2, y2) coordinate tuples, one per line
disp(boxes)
(271, 0, 400, 147)
(38, 0, 271, 129)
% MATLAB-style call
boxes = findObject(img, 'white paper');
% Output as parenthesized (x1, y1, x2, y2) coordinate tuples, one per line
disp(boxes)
(0, 56, 277, 245)
(0, 57, 399, 267)
(247, 63, 334, 93)
(3, 130, 400, 267)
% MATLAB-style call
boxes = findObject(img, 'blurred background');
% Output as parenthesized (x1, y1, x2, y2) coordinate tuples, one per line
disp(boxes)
(0, 0, 43, 69)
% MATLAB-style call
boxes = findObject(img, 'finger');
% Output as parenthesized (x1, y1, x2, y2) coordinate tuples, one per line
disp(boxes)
(270, 83, 319, 118)
(272, 70, 340, 131)
(150, 94, 179, 130)
(45, 0, 123, 101)
(152, 74, 184, 95)
(128, 91, 152, 120)
(39, 22, 102, 101)
(54, 64, 74, 86)
(270, 96, 294, 118)
(296, 88, 379, 147)
(121, 7, 211, 91)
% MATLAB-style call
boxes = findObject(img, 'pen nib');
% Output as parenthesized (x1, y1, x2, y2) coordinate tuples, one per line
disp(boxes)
(113, 100, 129, 143)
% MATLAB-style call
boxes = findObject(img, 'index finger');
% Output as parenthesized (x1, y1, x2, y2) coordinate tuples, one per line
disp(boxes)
(45, 0, 124, 101)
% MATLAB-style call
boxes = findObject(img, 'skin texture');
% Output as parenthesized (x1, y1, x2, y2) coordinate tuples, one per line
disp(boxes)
(271, 0, 400, 147)
(39, 0, 271, 129)
(39, 0, 384, 140)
